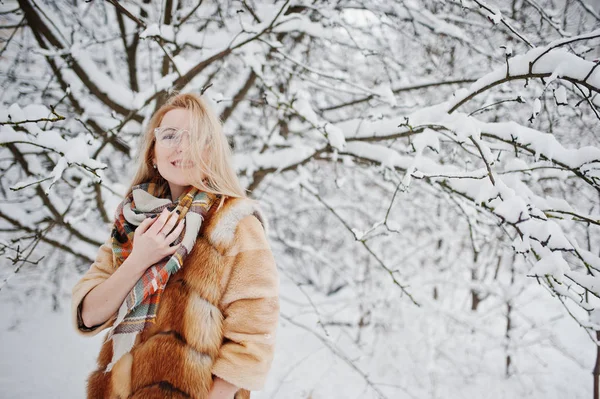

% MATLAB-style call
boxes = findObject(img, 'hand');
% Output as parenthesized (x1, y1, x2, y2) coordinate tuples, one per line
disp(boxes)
(129, 208, 185, 271)
(207, 390, 234, 399)
(207, 376, 238, 399)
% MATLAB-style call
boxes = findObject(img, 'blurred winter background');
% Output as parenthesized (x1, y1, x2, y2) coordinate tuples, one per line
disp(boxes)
(1, 0, 600, 398)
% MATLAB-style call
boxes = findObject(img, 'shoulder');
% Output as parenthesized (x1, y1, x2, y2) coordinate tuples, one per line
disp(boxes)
(203, 196, 269, 253)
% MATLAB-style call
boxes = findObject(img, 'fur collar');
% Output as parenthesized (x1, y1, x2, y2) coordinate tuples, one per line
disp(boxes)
(203, 196, 268, 252)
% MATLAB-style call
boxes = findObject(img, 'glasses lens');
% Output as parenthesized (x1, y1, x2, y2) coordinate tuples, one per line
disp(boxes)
(156, 127, 184, 148)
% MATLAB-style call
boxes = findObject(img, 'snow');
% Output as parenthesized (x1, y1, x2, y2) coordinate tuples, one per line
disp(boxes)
(272, 13, 333, 39)
(575, 245, 600, 272)
(2, 2, 600, 398)
(528, 251, 571, 282)
(492, 195, 530, 224)
(132, 73, 179, 109)
(567, 271, 600, 296)
(479, 119, 600, 168)
(233, 145, 316, 172)
(241, 42, 266, 75)
(417, 7, 472, 42)
(541, 196, 574, 215)
(7, 103, 26, 121)
(526, 219, 573, 251)
(69, 45, 136, 111)
(11, 177, 44, 191)
(324, 123, 346, 151)
(412, 128, 440, 153)
(344, 141, 410, 169)
(512, 234, 531, 253)
(554, 86, 567, 105)
(372, 83, 397, 107)
(487, 6, 503, 24)
(447, 32, 600, 112)
(140, 23, 161, 39)
(0, 300, 104, 398)
(176, 26, 235, 51)
(531, 98, 541, 120)
(0, 263, 594, 399)
(1, 104, 107, 193)
(48, 157, 68, 193)
(4, 103, 52, 122)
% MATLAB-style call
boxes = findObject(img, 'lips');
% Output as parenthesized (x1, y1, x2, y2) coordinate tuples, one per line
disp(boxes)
(171, 160, 194, 168)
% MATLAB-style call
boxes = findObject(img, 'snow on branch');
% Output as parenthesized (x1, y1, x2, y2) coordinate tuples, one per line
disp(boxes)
(448, 29, 600, 113)
(1, 103, 107, 187)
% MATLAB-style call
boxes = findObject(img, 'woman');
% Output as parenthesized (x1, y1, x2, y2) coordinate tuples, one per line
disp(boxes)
(71, 93, 280, 399)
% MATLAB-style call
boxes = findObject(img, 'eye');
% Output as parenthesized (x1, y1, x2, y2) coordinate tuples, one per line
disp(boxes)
(161, 128, 178, 140)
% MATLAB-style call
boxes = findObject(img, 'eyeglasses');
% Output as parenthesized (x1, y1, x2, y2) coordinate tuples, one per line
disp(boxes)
(154, 127, 191, 148)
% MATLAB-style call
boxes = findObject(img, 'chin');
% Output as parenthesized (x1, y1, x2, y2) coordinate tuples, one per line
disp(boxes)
(160, 170, 190, 185)
(158, 163, 195, 184)
(167, 177, 192, 186)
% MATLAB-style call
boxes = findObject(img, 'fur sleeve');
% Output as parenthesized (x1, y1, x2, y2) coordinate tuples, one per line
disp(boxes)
(71, 235, 118, 337)
(211, 214, 280, 391)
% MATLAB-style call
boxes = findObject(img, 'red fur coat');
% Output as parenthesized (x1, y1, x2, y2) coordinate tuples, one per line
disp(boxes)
(71, 196, 280, 399)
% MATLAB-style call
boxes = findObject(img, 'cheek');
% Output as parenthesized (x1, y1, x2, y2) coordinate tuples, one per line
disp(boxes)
(155, 147, 170, 163)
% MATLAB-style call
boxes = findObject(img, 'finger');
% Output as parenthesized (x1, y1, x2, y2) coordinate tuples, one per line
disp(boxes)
(159, 209, 180, 237)
(165, 218, 185, 243)
(147, 208, 173, 236)
(167, 242, 182, 255)
(136, 215, 156, 234)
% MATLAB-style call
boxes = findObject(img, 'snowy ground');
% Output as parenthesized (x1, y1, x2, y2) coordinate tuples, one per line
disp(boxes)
(0, 268, 594, 399)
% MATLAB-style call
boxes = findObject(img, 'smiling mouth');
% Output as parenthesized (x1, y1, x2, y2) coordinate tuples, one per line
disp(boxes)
(171, 160, 194, 168)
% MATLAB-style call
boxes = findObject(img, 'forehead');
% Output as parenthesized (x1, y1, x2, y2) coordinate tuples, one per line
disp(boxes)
(159, 108, 190, 129)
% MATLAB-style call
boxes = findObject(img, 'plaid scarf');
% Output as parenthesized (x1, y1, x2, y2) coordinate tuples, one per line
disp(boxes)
(105, 181, 217, 372)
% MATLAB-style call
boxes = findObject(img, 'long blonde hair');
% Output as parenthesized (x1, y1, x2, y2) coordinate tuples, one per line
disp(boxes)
(125, 92, 247, 209)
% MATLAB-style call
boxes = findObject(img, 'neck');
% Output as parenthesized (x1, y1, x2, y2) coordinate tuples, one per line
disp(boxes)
(169, 184, 190, 202)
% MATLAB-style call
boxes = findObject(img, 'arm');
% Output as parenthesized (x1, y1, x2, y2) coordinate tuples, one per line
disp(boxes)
(72, 209, 183, 336)
(80, 251, 148, 329)
(210, 214, 280, 393)
(71, 236, 117, 336)
(71, 236, 147, 336)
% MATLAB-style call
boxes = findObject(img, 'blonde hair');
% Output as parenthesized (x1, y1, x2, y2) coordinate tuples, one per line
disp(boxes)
(125, 92, 247, 209)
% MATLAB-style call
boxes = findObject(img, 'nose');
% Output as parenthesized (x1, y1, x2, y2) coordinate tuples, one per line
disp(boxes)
(176, 131, 191, 151)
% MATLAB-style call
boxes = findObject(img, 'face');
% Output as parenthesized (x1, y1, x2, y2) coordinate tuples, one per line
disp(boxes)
(153, 108, 195, 200)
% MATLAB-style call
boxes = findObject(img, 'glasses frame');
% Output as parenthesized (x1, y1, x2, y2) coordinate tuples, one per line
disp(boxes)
(153, 127, 191, 149)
